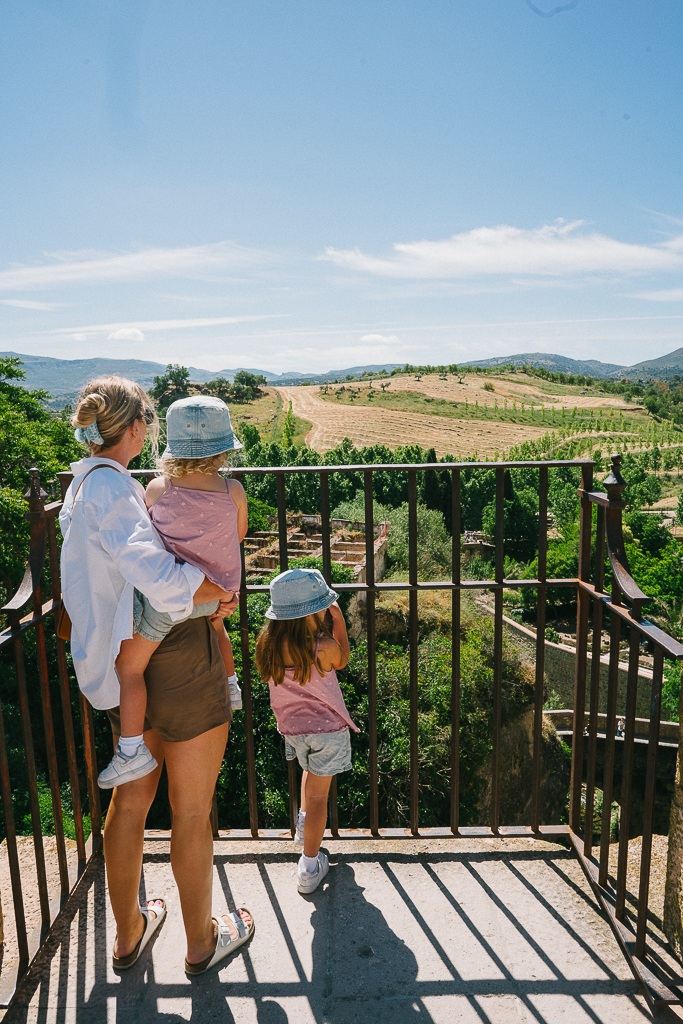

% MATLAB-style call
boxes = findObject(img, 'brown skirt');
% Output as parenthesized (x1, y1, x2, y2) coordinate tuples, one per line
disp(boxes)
(107, 614, 233, 742)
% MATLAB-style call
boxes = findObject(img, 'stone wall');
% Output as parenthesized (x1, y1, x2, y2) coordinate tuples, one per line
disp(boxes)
(476, 603, 655, 720)
(345, 533, 389, 639)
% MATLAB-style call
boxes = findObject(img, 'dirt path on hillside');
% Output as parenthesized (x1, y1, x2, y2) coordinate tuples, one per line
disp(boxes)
(276, 385, 548, 457)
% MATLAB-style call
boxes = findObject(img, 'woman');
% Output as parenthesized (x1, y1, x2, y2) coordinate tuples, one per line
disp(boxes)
(59, 375, 253, 974)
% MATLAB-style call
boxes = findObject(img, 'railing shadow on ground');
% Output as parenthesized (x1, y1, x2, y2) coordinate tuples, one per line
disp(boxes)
(3, 842, 680, 1023)
(1, 455, 683, 1012)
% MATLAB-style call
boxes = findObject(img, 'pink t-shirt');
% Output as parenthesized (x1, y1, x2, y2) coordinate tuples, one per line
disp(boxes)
(148, 478, 242, 594)
(268, 639, 358, 736)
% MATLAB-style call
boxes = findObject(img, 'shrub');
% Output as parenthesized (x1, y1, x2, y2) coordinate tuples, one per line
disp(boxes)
(386, 503, 452, 577)
(337, 620, 535, 827)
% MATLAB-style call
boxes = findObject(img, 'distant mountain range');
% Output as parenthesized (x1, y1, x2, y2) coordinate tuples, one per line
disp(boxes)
(461, 352, 625, 377)
(462, 348, 683, 381)
(0, 351, 403, 400)
(4, 346, 683, 402)
(616, 347, 683, 381)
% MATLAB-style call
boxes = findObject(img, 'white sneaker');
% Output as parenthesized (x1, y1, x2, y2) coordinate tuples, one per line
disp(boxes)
(294, 814, 305, 848)
(297, 851, 329, 894)
(229, 679, 243, 711)
(98, 743, 158, 789)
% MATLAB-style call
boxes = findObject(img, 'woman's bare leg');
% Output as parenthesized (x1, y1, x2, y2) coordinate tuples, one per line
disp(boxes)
(104, 728, 164, 957)
(163, 722, 251, 964)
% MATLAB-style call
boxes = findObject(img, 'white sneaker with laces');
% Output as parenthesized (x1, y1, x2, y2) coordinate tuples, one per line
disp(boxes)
(229, 679, 243, 711)
(98, 742, 158, 789)
(297, 851, 329, 894)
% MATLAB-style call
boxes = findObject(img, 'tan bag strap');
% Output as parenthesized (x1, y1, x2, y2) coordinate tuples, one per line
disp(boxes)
(70, 462, 122, 503)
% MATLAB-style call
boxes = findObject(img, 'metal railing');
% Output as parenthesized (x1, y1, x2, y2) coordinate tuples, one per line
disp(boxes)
(0, 454, 680, 1007)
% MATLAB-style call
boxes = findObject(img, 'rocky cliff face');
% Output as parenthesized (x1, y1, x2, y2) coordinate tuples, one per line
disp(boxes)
(474, 708, 570, 826)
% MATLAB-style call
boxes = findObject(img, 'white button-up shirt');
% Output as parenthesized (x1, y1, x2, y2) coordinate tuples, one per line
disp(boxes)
(59, 457, 204, 710)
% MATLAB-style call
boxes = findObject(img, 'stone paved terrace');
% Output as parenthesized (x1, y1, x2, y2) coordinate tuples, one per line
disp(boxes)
(3, 837, 683, 1023)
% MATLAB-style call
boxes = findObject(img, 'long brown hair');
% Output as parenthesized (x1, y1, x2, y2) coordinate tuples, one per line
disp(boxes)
(255, 612, 332, 686)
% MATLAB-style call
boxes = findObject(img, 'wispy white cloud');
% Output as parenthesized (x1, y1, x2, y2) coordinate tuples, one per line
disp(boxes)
(108, 327, 145, 341)
(0, 298, 66, 310)
(321, 220, 683, 279)
(361, 333, 400, 344)
(51, 314, 287, 336)
(0, 242, 274, 292)
(631, 288, 683, 302)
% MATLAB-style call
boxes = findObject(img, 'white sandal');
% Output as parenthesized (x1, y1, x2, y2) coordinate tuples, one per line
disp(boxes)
(185, 908, 254, 975)
(112, 899, 166, 970)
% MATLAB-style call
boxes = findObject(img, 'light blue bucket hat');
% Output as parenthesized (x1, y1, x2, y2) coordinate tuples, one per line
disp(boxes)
(265, 568, 339, 620)
(164, 396, 243, 458)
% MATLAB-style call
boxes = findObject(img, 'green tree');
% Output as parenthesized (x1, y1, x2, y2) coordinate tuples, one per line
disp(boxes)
(234, 370, 267, 390)
(481, 470, 538, 561)
(0, 357, 81, 603)
(386, 503, 452, 577)
(240, 423, 261, 448)
(149, 364, 191, 410)
(281, 400, 295, 447)
(202, 377, 234, 403)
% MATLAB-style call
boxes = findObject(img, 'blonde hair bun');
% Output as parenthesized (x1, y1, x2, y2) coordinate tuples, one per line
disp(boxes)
(72, 376, 158, 454)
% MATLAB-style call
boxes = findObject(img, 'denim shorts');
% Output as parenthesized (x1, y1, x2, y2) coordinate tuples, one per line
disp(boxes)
(284, 728, 352, 776)
(133, 589, 220, 644)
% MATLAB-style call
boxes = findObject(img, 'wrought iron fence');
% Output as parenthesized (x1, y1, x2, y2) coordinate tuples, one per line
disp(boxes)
(0, 455, 680, 1007)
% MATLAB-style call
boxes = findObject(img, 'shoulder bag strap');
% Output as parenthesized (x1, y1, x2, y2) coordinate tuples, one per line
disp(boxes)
(71, 462, 122, 502)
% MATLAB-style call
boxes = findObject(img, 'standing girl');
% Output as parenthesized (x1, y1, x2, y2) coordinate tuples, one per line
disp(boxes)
(255, 568, 357, 893)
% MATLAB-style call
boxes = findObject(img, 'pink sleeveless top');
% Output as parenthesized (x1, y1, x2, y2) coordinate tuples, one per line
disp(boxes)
(149, 478, 242, 593)
(268, 638, 358, 736)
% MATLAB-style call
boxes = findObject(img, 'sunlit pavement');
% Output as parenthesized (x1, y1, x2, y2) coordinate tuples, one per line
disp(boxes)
(2, 837, 679, 1024)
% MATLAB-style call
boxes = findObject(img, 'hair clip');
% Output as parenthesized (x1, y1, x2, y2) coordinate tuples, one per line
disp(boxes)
(75, 421, 105, 446)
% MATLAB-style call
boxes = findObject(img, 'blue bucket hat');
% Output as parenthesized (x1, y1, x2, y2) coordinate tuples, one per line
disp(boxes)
(164, 396, 243, 458)
(265, 568, 339, 620)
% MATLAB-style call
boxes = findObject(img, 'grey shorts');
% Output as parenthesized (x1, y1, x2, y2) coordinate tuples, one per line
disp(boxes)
(284, 728, 352, 776)
(133, 589, 220, 644)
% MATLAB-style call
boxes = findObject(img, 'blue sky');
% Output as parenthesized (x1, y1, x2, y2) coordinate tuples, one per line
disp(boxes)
(1, 0, 682, 373)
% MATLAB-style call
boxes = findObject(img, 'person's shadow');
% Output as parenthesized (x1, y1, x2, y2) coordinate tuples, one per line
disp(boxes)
(256, 999, 289, 1023)
(307, 855, 431, 1023)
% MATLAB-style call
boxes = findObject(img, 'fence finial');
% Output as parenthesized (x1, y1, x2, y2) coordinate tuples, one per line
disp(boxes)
(603, 453, 626, 499)
(24, 468, 47, 513)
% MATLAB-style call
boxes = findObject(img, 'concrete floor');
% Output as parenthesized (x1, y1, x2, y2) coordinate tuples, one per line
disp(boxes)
(2, 837, 682, 1024)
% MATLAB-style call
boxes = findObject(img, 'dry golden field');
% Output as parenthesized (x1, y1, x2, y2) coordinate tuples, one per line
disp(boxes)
(276, 373, 637, 457)
(276, 383, 549, 457)
(351, 372, 633, 410)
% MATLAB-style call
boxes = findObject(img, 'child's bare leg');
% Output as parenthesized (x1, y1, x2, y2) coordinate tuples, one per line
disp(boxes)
(301, 771, 333, 858)
(210, 616, 235, 677)
(115, 634, 160, 737)
(99, 635, 161, 789)
(210, 613, 242, 709)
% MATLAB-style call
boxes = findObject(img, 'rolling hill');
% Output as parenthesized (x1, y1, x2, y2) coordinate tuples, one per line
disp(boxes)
(461, 352, 625, 377)
(614, 347, 683, 381)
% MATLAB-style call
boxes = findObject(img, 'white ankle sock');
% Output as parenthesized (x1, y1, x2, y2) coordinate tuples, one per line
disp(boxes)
(300, 852, 318, 873)
(298, 810, 306, 823)
(119, 734, 143, 756)
(228, 673, 239, 685)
